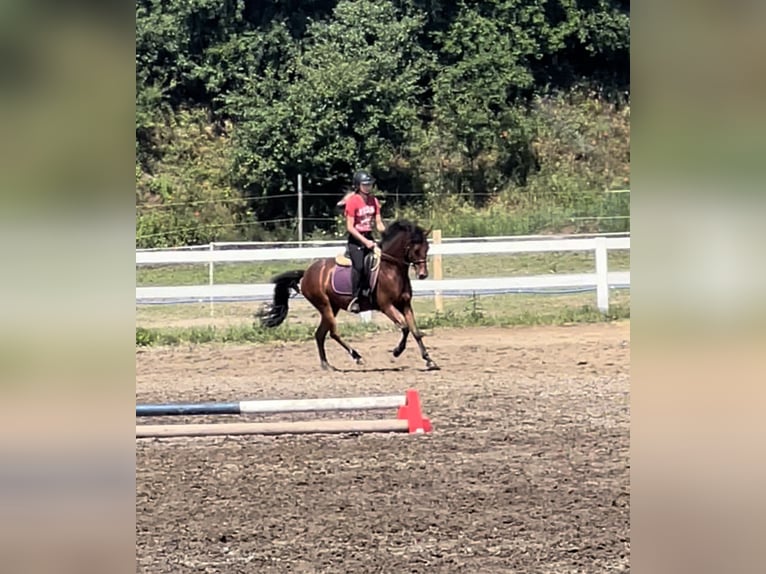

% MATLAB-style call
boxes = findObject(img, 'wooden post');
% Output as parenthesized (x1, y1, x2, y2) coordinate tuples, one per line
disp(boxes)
(136, 419, 411, 438)
(433, 229, 443, 313)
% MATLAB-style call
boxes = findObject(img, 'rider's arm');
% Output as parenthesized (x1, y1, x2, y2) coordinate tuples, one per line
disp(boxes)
(374, 198, 386, 234)
(375, 212, 385, 234)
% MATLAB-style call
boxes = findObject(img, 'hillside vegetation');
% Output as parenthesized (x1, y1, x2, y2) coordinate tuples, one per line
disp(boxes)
(136, 0, 630, 247)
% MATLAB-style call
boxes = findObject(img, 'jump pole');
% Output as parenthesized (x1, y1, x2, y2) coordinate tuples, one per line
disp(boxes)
(136, 418, 410, 438)
(136, 389, 432, 438)
(136, 394, 407, 417)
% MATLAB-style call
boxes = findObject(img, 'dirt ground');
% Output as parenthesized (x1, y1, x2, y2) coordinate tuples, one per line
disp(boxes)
(136, 321, 630, 573)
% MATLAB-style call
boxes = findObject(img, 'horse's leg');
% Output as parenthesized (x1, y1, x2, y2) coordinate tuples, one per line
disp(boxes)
(315, 302, 364, 368)
(381, 304, 432, 370)
(301, 259, 357, 370)
(313, 304, 341, 371)
(392, 326, 409, 358)
(374, 278, 408, 358)
(328, 307, 365, 366)
(402, 304, 440, 370)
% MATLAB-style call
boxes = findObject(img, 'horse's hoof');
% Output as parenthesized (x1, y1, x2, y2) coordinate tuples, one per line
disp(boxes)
(426, 361, 441, 371)
(321, 362, 335, 371)
(392, 347, 404, 358)
(355, 357, 365, 366)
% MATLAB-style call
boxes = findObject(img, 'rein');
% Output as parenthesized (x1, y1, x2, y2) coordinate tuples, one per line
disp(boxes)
(378, 243, 425, 268)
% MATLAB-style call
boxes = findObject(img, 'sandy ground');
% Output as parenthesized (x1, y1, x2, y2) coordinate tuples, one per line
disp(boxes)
(136, 321, 630, 573)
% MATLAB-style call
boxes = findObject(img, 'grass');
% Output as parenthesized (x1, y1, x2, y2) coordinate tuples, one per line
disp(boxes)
(136, 243, 631, 348)
(136, 250, 631, 287)
(136, 289, 630, 347)
(136, 321, 381, 347)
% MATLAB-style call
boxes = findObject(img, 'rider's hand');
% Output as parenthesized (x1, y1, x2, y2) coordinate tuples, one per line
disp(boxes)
(366, 239, 375, 249)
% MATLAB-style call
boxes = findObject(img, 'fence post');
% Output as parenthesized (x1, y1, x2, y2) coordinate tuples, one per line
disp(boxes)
(209, 243, 215, 317)
(297, 174, 304, 245)
(595, 236, 609, 314)
(433, 229, 443, 313)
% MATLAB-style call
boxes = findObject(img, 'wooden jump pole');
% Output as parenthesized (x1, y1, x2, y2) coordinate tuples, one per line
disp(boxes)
(136, 418, 411, 438)
(135, 390, 432, 437)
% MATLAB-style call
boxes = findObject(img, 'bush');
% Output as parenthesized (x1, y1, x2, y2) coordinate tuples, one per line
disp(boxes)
(397, 90, 630, 236)
(136, 109, 249, 248)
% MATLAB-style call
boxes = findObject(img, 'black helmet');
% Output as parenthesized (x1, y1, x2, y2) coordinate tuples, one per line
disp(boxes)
(353, 170, 375, 189)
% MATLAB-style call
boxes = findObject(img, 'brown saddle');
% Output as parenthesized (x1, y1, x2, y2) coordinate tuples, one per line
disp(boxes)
(335, 246, 381, 270)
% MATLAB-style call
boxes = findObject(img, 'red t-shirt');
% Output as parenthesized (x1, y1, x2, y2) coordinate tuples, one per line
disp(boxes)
(344, 193, 380, 233)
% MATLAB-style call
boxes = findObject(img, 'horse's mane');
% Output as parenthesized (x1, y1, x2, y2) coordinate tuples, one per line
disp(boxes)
(380, 219, 427, 249)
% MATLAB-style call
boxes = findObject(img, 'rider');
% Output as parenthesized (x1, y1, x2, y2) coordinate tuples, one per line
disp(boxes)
(344, 170, 385, 313)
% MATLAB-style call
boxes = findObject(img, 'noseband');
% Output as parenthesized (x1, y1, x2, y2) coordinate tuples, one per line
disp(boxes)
(405, 243, 427, 267)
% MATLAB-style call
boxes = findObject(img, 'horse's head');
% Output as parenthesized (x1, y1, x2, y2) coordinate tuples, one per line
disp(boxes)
(381, 220, 431, 279)
(409, 225, 431, 279)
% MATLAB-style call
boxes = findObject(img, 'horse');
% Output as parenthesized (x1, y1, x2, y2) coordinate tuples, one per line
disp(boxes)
(257, 220, 440, 371)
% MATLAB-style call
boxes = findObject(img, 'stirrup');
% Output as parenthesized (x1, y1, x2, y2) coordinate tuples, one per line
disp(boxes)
(348, 298, 360, 313)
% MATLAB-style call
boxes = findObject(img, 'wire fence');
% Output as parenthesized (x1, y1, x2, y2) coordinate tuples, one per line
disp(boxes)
(136, 189, 630, 246)
(136, 189, 632, 211)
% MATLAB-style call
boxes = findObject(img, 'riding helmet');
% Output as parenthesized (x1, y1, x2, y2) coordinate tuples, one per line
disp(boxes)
(353, 170, 375, 189)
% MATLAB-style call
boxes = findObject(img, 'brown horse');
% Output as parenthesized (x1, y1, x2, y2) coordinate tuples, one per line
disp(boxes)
(257, 220, 440, 371)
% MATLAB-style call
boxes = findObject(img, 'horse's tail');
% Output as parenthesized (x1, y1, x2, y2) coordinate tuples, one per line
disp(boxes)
(257, 270, 304, 328)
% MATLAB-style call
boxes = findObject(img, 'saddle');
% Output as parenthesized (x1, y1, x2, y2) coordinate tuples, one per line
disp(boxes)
(332, 246, 382, 298)
(335, 245, 381, 274)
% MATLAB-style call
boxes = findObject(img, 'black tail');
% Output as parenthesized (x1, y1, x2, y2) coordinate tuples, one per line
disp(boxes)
(257, 270, 305, 328)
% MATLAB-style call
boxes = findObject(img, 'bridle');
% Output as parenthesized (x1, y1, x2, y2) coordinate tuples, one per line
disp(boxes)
(379, 241, 427, 268)
(405, 243, 427, 267)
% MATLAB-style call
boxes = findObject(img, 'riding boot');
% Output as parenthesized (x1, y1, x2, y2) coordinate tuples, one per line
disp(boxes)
(349, 297, 361, 313)
(359, 274, 369, 300)
(349, 268, 361, 313)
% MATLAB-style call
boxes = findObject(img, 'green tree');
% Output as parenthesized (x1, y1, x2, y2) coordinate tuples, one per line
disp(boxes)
(425, 1, 546, 199)
(135, 0, 630, 245)
(226, 0, 430, 230)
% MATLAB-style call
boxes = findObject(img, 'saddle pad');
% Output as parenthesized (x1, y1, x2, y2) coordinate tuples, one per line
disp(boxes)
(330, 264, 381, 297)
(331, 265, 353, 295)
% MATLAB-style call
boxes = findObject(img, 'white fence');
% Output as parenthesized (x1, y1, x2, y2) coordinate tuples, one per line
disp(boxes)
(136, 233, 630, 313)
